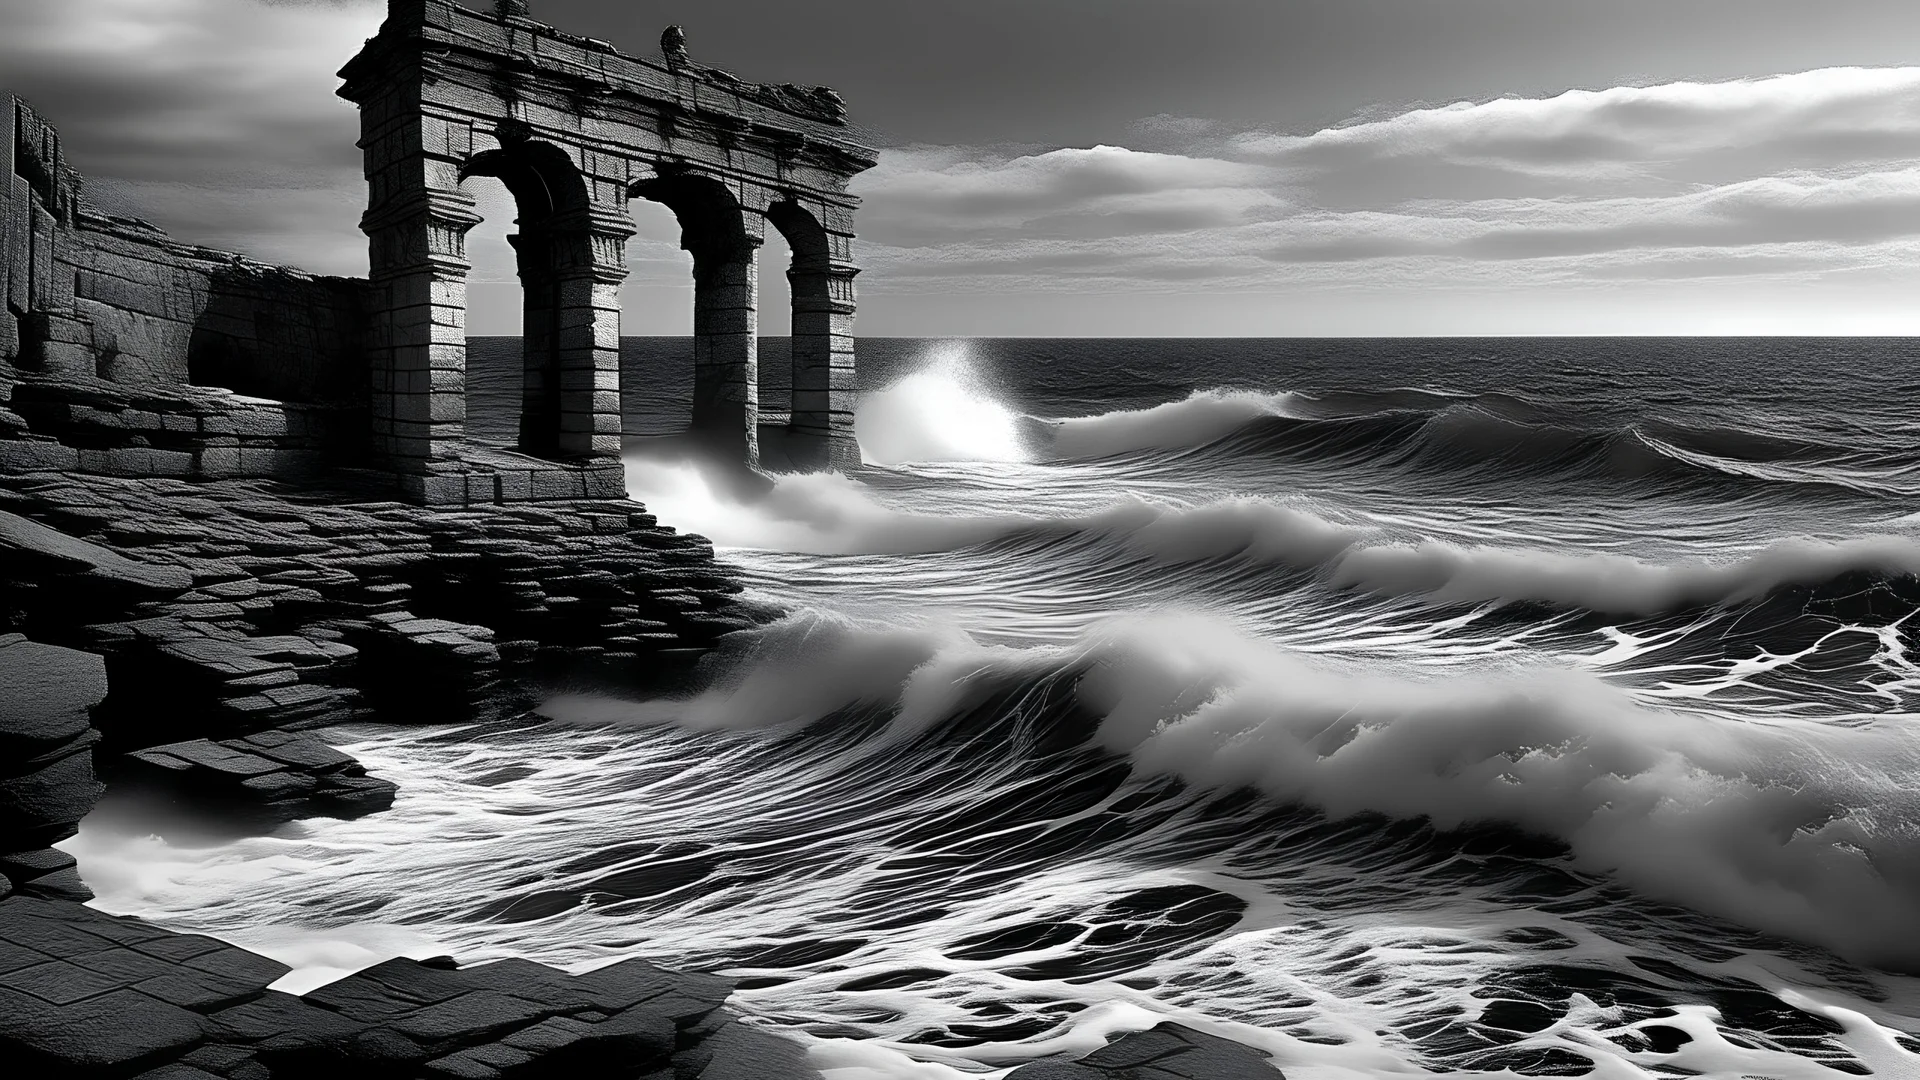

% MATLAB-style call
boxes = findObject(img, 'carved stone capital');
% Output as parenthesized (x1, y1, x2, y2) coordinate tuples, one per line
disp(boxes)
(360, 187, 483, 238)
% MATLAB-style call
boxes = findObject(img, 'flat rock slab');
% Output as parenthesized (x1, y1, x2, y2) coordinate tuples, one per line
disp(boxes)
(122, 732, 395, 827)
(0, 637, 106, 750)
(0, 508, 193, 591)
(0, 895, 773, 1079)
(0, 897, 279, 1075)
(1006, 1023, 1285, 1080)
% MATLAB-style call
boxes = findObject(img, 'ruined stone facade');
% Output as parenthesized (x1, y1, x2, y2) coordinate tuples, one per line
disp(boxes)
(0, 0, 876, 504)
(1, 97, 371, 485)
(340, 0, 873, 484)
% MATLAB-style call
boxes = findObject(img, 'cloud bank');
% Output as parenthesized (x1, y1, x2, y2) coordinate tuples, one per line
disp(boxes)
(854, 67, 1920, 306)
(0, 0, 380, 274)
(5, 1, 1919, 331)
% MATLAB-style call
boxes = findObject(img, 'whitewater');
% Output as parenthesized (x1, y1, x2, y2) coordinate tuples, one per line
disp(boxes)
(70, 336, 1920, 1078)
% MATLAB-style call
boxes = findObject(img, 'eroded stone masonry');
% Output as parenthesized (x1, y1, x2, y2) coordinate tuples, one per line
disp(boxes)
(5, 0, 874, 498)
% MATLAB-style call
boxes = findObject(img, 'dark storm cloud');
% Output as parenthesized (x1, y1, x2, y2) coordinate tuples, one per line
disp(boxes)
(0, 0, 380, 273)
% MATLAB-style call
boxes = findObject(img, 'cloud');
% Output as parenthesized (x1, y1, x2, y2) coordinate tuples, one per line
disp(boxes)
(0, 0, 381, 274)
(1237, 67, 1920, 176)
(855, 144, 1282, 246)
(850, 66, 1920, 300)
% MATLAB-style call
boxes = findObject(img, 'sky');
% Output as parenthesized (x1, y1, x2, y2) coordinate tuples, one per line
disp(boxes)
(6, 0, 1920, 335)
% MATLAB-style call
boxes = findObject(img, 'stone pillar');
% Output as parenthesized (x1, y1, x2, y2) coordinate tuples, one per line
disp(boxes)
(509, 227, 559, 454)
(360, 117, 481, 473)
(788, 237, 860, 471)
(688, 235, 761, 468)
(550, 204, 632, 459)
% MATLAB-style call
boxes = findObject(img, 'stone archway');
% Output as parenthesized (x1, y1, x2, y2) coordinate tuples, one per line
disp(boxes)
(766, 199, 860, 471)
(461, 140, 634, 460)
(631, 170, 762, 469)
(339, 1, 875, 499)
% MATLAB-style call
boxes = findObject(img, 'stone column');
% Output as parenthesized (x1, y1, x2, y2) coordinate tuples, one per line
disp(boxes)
(788, 238, 860, 471)
(360, 116, 481, 474)
(549, 204, 632, 459)
(688, 235, 761, 468)
(508, 227, 559, 454)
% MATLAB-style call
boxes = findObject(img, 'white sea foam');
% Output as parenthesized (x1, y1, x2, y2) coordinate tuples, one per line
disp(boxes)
(1045, 389, 1303, 459)
(853, 344, 1034, 465)
(621, 461, 1042, 553)
(70, 610, 1920, 1077)
(1119, 498, 1920, 614)
(614, 610, 1920, 970)
(623, 452, 1920, 616)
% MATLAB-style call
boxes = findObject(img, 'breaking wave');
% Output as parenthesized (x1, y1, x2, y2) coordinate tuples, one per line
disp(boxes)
(1035, 387, 1918, 497)
(623, 459, 1920, 618)
(553, 610, 1920, 972)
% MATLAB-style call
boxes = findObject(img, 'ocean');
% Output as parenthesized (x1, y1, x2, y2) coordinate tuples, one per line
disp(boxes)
(74, 336, 1920, 1078)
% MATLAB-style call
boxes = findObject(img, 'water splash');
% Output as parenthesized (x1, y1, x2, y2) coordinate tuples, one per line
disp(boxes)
(854, 344, 1033, 465)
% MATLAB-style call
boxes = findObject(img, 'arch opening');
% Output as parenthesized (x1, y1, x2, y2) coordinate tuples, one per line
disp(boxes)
(620, 198, 694, 438)
(458, 143, 600, 459)
(766, 198, 856, 471)
(628, 172, 762, 468)
(757, 224, 794, 429)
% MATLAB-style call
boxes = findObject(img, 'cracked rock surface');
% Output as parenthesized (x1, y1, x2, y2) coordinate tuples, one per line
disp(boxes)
(0, 895, 818, 1079)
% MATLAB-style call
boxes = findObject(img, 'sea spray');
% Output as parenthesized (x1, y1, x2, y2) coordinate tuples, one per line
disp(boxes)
(554, 610, 1920, 970)
(854, 344, 1034, 465)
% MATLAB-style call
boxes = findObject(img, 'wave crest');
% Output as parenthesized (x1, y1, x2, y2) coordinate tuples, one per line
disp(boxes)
(622, 455, 1920, 616)
(1033, 386, 1908, 496)
(563, 611, 1920, 971)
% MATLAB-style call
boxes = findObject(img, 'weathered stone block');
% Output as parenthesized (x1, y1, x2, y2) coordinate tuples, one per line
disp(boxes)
(0, 985, 210, 1074)
(66, 944, 178, 984)
(0, 440, 79, 473)
(4, 957, 127, 1004)
(495, 469, 532, 502)
(383, 988, 556, 1046)
(134, 970, 266, 1013)
(0, 639, 105, 752)
(0, 753, 104, 843)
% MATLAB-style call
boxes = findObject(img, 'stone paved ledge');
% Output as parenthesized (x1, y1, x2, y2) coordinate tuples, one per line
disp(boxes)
(0, 895, 818, 1079)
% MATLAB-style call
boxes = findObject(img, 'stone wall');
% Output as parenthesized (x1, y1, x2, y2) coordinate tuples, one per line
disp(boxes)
(2, 95, 373, 482)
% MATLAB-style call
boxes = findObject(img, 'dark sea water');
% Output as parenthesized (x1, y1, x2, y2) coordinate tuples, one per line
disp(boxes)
(79, 337, 1920, 1078)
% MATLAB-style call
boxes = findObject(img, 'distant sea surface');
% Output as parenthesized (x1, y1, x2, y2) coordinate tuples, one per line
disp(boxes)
(84, 337, 1920, 1078)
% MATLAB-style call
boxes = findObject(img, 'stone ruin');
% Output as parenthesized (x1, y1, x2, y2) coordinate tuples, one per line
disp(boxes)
(1, 0, 876, 505)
